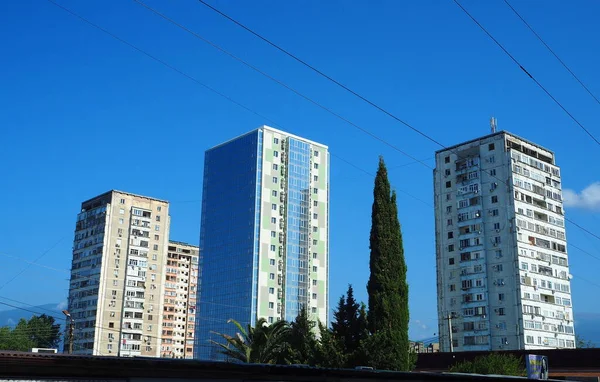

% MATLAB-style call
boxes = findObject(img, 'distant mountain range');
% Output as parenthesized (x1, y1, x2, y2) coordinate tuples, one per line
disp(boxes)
(2, 304, 598, 348)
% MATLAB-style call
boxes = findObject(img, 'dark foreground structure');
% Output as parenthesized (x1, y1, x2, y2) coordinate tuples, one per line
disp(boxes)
(0, 351, 574, 382)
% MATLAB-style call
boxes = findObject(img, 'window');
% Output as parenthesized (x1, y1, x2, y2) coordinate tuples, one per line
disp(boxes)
(450, 284, 456, 291)
(446, 205, 452, 213)
(521, 262, 528, 271)
(313, 188, 318, 194)
(154, 234, 159, 241)
(273, 164, 278, 171)
(496, 264, 503, 272)
(152, 254, 157, 261)
(491, 209, 499, 216)
(489, 155, 495, 163)
(491, 196, 498, 203)
(268, 317, 274, 323)
(448, 232, 454, 239)
(490, 169, 496, 176)
(314, 163, 319, 169)
(445, 169, 451, 176)
(498, 293, 505, 301)
(312, 266, 318, 272)
(273, 177, 278, 184)
(119, 218, 124, 224)
(271, 231, 276, 238)
(313, 239, 317, 245)
(448, 244, 454, 252)
(449, 257, 455, 265)
(272, 203, 277, 211)
(313, 213, 318, 219)
(153, 244, 159, 251)
(494, 222, 500, 230)
(270, 245, 276, 252)
(119, 208, 125, 215)
(488, 143, 495, 151)
(274, 137, 279, 144)
(269, 287, 274, 294)
(446, 181, 451, 188)
(156, 215, 161, 222)
(526, 335, 534, 344)
(498, 308, 505, 316)
(269, 302, 274, 309)
(269, 273, 275, 280)
(312, 293, 317, 299)
(274, 150, 279, 157)
(312, 280, 317, 286)
(312, 307, 317, 313)
(271, 217, 277, 224)
(314, 150, 319, 157)
(447, 219, 453, 226)
(269, 259, 275, 266)
(314, 175, 318, 182)
(445, 156, 450, 164)
(272, 190, 278, 197)
(313, 252, 317, 259)
(109, 322, 114, 328)
(120, 198, 125, 204)
(113, 280, 118, 286)
(313, 200, 318, 207)
(155, 225, 160, 231)
(157, 206, 161, 212)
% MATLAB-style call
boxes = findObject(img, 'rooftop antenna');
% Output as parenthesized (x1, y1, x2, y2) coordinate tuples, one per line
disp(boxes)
(490, 117, 497, 133)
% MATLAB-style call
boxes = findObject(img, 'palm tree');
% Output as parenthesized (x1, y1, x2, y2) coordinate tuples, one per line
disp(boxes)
(211, 318, 290, 364)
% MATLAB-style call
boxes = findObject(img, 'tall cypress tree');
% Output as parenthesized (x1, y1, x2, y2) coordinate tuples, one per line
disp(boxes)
(366, 156, 410, 370)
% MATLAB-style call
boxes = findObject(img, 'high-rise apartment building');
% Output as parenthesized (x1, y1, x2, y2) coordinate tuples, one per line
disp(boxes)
(161, 241, 199, 359)
(434, 130, 575, 352)
(195, 126, 329, 360)
(68, 190, 171, 357)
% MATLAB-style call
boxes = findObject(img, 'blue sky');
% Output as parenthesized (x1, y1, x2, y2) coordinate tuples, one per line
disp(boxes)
(1, 0, 599, 341)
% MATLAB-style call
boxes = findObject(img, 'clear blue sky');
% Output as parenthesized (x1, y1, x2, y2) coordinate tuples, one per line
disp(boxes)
(1, 0, 599, 341)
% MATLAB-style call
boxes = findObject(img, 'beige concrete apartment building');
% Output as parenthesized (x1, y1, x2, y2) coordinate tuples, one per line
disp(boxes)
(161, 241, 199, 359)
(68, 190, 171, 357)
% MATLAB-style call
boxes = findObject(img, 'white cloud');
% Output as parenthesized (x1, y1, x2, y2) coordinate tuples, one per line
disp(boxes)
(55, 301, 67, 310)
(563, 182, 600, 211)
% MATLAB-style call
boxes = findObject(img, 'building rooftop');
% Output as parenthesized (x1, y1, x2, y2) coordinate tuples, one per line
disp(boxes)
(207, 125, 329, 152)
(435, 130, 555, 157)
(169, 240, 199, 249)
(81, 190, 169, 206)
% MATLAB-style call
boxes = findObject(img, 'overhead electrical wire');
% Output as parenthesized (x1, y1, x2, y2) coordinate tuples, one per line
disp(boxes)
(452, 0, 600, 147)
(502, 0, 600, 108)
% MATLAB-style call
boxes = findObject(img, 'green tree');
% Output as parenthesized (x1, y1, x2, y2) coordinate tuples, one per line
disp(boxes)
(366, 156, 410, 371)
(285, 307, 317, 365)
(210, 318, 289, 364)
(315, 322, 346, 368)
(449, 353, 525, 376)
(331, 285, 370, 367)
(0, 314, 61, 352)
(576, 334, 595, 348)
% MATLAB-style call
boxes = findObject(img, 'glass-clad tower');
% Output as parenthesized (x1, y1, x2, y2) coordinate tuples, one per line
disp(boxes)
(195, 126, 329, 360)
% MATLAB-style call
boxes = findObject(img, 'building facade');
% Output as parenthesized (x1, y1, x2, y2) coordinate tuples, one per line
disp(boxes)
(68, 190, 171, 356)
(434, 131, 575, 352)
(195, 126, 330, 360)
(161, 241, 199, 359)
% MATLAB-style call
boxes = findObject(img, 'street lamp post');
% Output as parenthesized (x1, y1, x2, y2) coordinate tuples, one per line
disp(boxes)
(62, 310, 74, 355)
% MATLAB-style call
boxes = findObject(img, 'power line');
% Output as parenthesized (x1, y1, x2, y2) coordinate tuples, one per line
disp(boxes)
(502, 0, 600, 108)
(452, 0, 600, 147)
(0, 237, 65, 292)
(46, 0, 430, 207)
(195, 0, 446, 149)
(133, 0, 431, 170)
(189, 0, 600, 241)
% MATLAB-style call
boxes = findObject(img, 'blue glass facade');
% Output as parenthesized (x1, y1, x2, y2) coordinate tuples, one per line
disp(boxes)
(284, 138, 311, 320)
(195, 131, 262, 361)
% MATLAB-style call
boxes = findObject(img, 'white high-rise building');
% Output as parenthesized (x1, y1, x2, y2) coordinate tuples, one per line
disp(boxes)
(434, 130, 575, 352)
(195, 126, 330, 360)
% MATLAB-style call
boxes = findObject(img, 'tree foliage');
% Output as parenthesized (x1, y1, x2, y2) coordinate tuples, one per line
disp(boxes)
(366, 156, 410, 370)
(210, 318, 289, 364)
(449, 353, 526, 376)
(0, 314, 61, 351)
